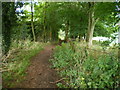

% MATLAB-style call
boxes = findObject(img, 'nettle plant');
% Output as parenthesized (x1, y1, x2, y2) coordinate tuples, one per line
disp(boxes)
(51, 43, 119, 88)
(82, 54, 119, 88)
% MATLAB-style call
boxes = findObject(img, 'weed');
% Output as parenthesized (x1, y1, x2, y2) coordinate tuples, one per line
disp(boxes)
(51, 43, 119, 88)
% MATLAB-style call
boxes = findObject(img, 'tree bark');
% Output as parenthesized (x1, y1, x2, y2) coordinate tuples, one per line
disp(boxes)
(86, 2, 98, 47)
(65, 21, 69, 42)
(86, 10, 95, 47)
(43, 2, 48, 42)
(50, 26, 52, 41)
(31, 0, 36, 42)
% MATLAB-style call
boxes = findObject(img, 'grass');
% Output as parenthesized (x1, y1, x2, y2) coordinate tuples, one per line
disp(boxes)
(2, 40, 47, 88)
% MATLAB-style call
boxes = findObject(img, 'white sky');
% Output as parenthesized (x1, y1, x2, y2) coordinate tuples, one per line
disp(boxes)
(21, 4, 32, 12)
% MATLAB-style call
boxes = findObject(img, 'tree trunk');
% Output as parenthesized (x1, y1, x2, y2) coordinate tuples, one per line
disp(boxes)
(78, 35, 81, 42)
(50, 26, 52, 42)
(31, 0, 36, 42)
(86, 2, 98, 47)
(65, 21, 69, 42)
(43, 2, 48, 42)
(86, 10, 95, 47)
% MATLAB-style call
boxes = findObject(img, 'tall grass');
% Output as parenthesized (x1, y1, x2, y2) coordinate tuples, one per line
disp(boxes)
(2, 40, 47, 87)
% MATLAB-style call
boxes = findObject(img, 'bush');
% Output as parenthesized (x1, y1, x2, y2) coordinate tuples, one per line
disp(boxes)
(50, 43, 119, 88)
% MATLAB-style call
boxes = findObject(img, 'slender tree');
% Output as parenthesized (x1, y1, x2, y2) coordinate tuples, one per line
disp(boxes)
(43, 2, 46, 42)
(65, 20, 70, 42)
(31, 0, 36, 42)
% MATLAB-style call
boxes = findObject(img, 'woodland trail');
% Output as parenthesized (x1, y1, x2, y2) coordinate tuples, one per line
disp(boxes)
(18, 45, 61, 88)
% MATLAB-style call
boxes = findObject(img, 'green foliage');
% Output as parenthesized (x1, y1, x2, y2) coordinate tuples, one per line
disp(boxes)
(95, 2, 116, 19)
(2, 40, 46, 87)
(51, 43, 119, 88)
(3, 2, 118, 46)
(101, 41, 111, 47)
(2, 2, 17, 54)
(82, 54, 119, 88)
(51, 43, 74, 69)
(2, 2, 119, 88)
(56, 83, 67, 88)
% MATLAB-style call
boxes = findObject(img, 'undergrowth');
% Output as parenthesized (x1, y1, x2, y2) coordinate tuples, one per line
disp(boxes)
(2, 40, 47, 87)
(50, 42, 119, 88)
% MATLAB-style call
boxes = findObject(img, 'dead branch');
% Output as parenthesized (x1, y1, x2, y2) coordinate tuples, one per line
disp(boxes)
(1, 51, 11, 62)
(1, 63, 8, 66)
(49, 78, 66, 84)
(1, 48, 18, 62)
(0, 69, 10, 73)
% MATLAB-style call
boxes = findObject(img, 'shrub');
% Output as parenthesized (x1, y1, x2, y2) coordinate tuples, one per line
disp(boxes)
(51, 43, 119, 88)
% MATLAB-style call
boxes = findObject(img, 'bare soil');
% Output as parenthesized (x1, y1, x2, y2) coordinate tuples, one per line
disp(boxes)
(17, 45, 61, 88)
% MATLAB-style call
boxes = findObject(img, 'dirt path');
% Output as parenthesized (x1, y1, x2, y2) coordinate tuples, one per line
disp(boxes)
(18, 45, 60, 88)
